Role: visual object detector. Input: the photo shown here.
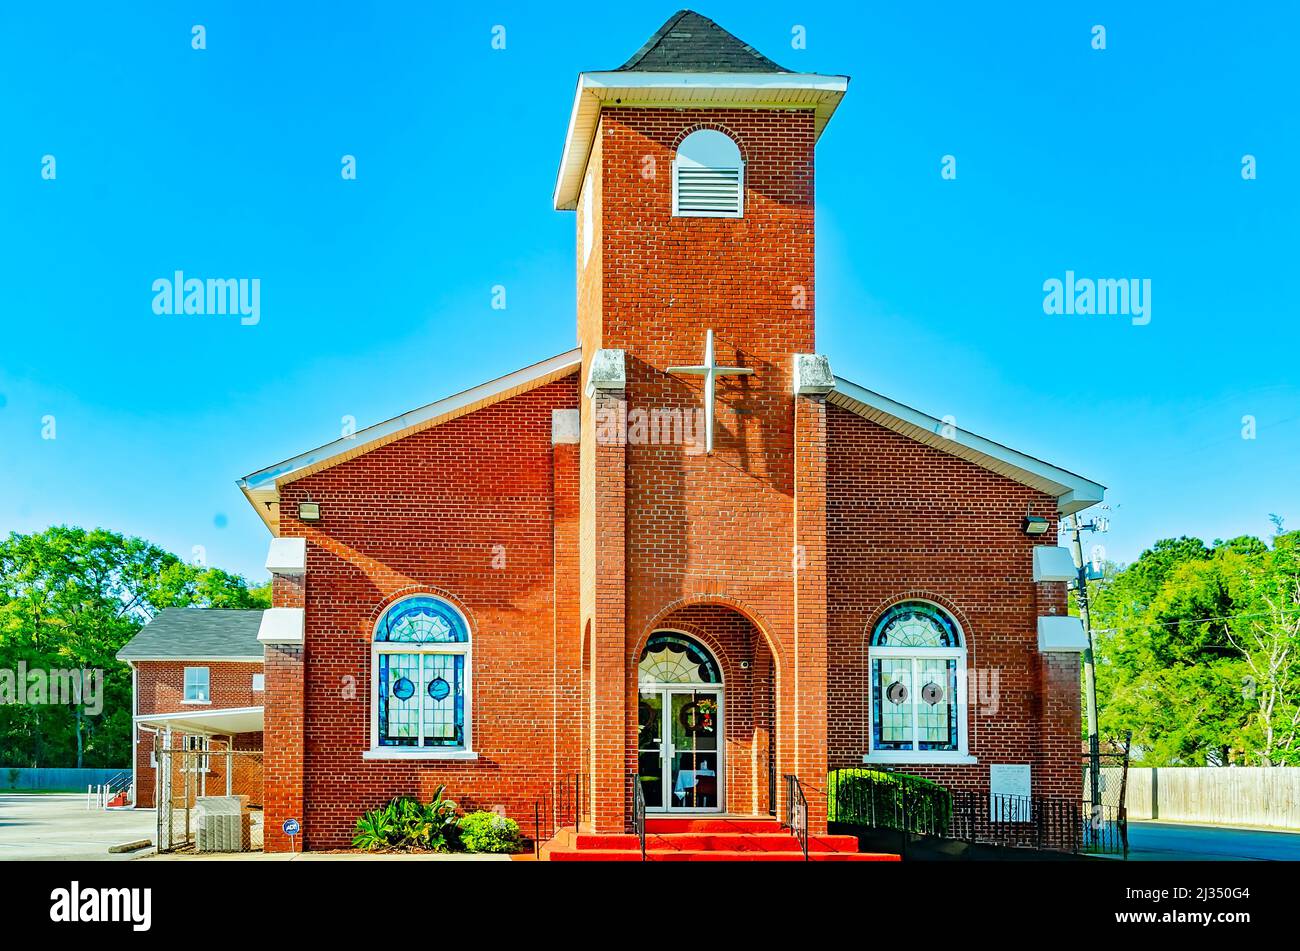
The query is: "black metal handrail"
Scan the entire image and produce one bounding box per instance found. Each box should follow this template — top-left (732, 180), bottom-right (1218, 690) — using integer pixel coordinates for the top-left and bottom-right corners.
top-left (631, 771), bottom-right (647, 862)
top-left (531, 773), bottom-right (583, 858)
top-left (783, 774), bottom-right (809, 861)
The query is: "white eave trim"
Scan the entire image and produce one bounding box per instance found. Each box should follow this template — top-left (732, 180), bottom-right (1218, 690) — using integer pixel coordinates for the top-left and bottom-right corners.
top-left (554, 70), bottom-right (850, 210)
top-left (237, 348), bottom-right (582, 504)
top-left (829, 376), bottom-right (1105, 514)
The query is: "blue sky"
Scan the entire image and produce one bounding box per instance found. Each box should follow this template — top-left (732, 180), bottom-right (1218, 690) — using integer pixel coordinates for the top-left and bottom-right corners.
top-left (0, 2), bottom-right (1295, 580)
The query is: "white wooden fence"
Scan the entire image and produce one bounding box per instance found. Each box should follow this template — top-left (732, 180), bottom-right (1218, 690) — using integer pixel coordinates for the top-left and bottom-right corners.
top-left (1107, 767), bottom-right (1300, 830)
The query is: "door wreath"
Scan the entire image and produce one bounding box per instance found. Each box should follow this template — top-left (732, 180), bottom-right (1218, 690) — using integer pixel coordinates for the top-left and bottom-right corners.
top-left (678, 698), bottom-right (717, 734)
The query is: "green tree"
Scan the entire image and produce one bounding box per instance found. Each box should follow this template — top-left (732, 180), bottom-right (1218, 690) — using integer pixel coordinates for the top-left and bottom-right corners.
top-left (1090, 531), bottom-right (1300, 766)
top-left (0, 526), bottom-right (269, 768)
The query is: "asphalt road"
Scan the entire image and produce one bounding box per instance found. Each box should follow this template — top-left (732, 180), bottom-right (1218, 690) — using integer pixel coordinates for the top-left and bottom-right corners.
top-left (1127, 821), bottom-right (1300, 861)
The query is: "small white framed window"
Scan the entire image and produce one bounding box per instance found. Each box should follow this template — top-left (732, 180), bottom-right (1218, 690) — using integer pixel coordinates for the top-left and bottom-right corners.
top-left (183, 667), bottom-right (210, 703)
top-left (252, 673), bottom-right (265, 692)
top-left (672, 129), bottom-right (744, 218)
top-left (865, 601), bottom-right (974, 765)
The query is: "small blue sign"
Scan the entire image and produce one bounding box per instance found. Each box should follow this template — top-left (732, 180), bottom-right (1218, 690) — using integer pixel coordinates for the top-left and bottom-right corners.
top-left (282, 818), bottom-right (301, 836)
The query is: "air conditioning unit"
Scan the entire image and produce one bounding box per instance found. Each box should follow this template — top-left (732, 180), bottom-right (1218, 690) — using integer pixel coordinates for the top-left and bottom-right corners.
top-left (195, 796), bottom-right (251, 852)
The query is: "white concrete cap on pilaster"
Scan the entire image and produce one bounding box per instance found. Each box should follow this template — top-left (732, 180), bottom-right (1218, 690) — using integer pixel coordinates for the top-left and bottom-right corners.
top-left (585, 349), bottom-right (626, 398)
top-left (1032, 546), bottom-right (1077, 582)
top-left (257, 608), bottom-right (305, 645)
top-left (793, 353), bottom-right (834, 395)
top-left (265, 537), bottom-right (307, 576)
top-left (1037, 616), bottom-right (1088, 653)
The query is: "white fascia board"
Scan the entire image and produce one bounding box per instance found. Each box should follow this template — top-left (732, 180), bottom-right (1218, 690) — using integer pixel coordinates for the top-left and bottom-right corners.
top-left (257, 608), bottom-right (304, 646)
top-left (1033, 546), bottom-right (1078, 583)
top-left (554, 71), bottom-right (850, 210)
top-left (830, 376), bottom-right (1106, 514)
top-left (265, 537), bottom-right (306, 575)
top-left (1037, 616), bottom-right (1089, 653)
top-left (237, 348), bottom-right (582, 494)
top-left (581, 70), bottom-right (851, 93)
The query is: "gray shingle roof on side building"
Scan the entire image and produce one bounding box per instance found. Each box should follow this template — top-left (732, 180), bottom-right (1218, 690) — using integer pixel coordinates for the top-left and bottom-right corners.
top-left (116, 608), bottom-right (264, 661)
top-left (617, 10), bottom-right (789, 73)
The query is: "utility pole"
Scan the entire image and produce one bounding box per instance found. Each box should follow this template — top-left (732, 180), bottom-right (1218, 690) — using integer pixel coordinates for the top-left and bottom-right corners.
top-left (1069, 513), bottom-right (1102, 814)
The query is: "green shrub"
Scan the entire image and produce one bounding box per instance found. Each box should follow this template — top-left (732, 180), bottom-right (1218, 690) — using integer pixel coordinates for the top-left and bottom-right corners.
top-left (351, 785), bottom-right (461, 852)
top-left (457, 811), bottom-right (522, 853)
top-left (827, 768), bottom-right (952, 835)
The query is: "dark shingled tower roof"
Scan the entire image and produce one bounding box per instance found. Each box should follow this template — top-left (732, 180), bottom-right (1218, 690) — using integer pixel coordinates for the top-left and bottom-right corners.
top-left (617, 10), bottom-right (789, 73)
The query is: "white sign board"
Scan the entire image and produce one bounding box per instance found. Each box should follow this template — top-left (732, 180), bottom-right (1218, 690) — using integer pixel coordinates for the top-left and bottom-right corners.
top-left (989, 764), bottom-right (1031, 821)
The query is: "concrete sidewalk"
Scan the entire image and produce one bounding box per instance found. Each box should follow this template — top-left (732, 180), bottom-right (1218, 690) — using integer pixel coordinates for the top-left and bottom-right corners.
top-left (0, 793), bottom-right (156, 861)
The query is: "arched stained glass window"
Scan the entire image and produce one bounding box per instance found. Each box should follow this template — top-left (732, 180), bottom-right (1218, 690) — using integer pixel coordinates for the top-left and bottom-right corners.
top-left (372, 596), bottom-right (470, 752)
top-left (638, 633), bottom-right (721, 685)
top-left (868, 601), bottom-right (967, 760)
top-left (871, 602), bottom-right (961, 648)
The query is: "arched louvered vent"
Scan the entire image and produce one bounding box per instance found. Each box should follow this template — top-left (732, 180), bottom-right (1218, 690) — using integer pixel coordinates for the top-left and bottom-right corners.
top-left (673, 130), bottom-right (744, 218)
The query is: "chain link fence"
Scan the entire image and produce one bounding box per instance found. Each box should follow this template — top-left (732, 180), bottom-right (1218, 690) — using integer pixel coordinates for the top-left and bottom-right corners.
top-left (156, 738), bottom-right (263, 853)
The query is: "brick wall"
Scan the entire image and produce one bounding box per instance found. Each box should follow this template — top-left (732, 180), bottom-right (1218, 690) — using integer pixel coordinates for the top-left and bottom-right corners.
top-left (826, 404), bottom-right (1079, 800)
top-left (270, 375), bottom-right (580, 849)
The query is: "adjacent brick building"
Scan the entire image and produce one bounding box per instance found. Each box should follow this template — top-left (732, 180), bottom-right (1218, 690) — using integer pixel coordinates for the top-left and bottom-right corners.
top-left (134, 11), bottom-right (1104, 852)
top-left (117, 609), bottom-right (265, 809)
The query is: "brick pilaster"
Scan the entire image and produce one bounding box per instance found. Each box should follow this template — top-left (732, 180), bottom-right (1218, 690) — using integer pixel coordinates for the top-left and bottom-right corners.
top-left (793, 393), bottom-right (829, 833)
top-left (589, 391), bottom-right (627, 832)
top-left (263, 571), bottom-right (305, 852)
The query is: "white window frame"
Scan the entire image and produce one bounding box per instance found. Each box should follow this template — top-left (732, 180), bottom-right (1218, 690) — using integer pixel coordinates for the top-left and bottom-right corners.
top-left (864, 604), bottom-right (975, 765)
top-left (364, 599), bottom-right (476, 761)
top-left (672, 129), bottom-right (745, 219)
top-left (183, 666), bottom-right (210, 704)
top-left (252, 673), bottom-right (265, 692)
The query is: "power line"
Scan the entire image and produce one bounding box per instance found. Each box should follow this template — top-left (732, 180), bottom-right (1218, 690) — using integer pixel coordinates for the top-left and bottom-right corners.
top-left (1092, 608), bottom-right (1300, 635)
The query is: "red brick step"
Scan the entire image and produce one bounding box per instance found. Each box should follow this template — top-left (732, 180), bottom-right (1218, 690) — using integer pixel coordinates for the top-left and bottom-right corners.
top-left (546, 815), bottom-right (899, 862)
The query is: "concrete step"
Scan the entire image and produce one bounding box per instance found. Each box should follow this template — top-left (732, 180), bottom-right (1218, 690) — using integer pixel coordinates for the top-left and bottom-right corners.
top-left (644, 817), bottom-right (782, 834)
top-left (550, 848), bottom-right (900, 862)
top-left (575, 832), bottom-right (863, 853)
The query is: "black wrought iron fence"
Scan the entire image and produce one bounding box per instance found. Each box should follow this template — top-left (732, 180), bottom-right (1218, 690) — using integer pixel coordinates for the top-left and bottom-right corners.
top-left (827, 768), bottom-right (1126, 857)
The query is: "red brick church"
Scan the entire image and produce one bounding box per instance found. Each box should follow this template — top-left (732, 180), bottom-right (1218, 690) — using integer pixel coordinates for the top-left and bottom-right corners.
top-left (135, 11), bottom-right (1104, 854)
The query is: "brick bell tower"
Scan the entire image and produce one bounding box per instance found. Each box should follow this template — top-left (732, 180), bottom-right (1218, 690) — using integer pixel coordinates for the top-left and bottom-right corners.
top-left (554, 10), bottom-right (849, 833)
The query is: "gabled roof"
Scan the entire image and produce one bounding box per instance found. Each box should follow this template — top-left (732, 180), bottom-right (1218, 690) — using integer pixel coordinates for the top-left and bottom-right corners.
top-left (553, 11), bottom-right (849, 209)
top-left (116, 609), bottom-right (264, 662)
top-left (829, 376), bottom-right (1105, 515)
top-left (238, 348), bottom-right (582, 534)
top-left (618, 10), bottom-right (789, 73)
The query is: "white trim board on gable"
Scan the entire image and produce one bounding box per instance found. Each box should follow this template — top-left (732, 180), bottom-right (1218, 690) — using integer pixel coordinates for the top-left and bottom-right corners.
top-left (829, 377), bottom-right (1105, 515)
top-left (238, 348), bottom-right (582, 534)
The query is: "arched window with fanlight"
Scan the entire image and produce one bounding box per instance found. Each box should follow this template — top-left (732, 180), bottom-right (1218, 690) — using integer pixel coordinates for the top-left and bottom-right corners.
top-left (866, 601), bottom-right (970, 763)
top-left (672, 129), bottom-right (745, 218)
top-left (369, 595), bottom-right (472, 757)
